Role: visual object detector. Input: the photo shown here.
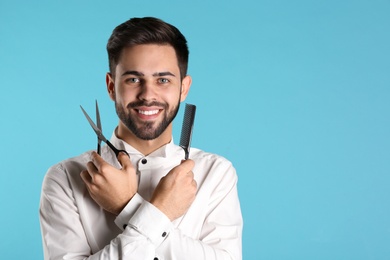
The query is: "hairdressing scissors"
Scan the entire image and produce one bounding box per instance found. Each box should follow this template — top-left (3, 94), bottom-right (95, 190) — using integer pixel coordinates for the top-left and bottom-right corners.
top-left (80, 100), bottom-right (128, 157)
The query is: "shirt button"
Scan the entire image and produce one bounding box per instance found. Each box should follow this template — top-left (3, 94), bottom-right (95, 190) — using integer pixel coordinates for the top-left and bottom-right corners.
top-left (141, 158), bottom-right (147, 164)
top-left (154, 258), bottom-right (158, 260)
top-left (123, 224), bottom-right (127, 229)
top-left (162, 232), bottom-right (167, 237)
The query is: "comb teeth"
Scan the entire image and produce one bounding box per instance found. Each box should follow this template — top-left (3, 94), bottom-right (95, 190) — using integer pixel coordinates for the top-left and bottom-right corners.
top-left (180, 104), bottom-right (196, 159)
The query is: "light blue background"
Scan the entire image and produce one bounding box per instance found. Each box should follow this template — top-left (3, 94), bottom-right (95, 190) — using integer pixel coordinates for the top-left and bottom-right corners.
top-left (1, 0), bottom-right (389, 259)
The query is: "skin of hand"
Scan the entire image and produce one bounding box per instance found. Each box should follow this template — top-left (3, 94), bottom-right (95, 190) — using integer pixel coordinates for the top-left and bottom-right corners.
top-left (80, 151), bottom-right (138, 215)
top-left (150, 159), bottom-right (197, 221)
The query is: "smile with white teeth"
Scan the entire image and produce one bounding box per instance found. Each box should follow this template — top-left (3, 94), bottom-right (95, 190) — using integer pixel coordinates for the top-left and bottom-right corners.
top-left (138, 109), bottom-right (159, 115)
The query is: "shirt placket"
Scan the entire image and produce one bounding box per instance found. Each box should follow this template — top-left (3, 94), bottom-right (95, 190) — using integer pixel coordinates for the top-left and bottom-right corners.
top-left (137, 156), bottom-right (154, 201)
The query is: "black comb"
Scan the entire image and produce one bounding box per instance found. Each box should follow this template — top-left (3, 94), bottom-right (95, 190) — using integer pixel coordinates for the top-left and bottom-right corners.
top-left (179, 104), bottom-right (196, 160)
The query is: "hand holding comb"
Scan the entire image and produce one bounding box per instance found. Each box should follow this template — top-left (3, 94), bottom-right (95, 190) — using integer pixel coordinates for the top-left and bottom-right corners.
top-left (179, 104), bottom-right (196, 160)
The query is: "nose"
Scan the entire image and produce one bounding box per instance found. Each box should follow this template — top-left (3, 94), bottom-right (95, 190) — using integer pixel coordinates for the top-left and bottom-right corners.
top-left (137, 81), bottom-right (157, 102)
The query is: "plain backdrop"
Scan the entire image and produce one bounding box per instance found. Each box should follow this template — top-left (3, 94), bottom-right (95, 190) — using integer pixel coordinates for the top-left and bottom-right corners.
top-left (1, 0), bottom-right (389, 259)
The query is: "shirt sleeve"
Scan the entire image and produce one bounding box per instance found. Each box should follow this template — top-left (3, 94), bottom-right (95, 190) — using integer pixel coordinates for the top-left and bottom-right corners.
top-left (40, 164), bottom-right (92, 259)
top-left (114, 193), bottom-right (144, 229)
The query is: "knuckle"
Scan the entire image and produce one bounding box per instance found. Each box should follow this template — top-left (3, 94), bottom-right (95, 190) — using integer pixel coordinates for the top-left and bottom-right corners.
top-left (185, 159), bottom-right (195, 169)
top-left (100, 163), bottom-right (110, 173)
top-left (93, 174), bottom-right (104, 185)
top-left (89, 183), bottom-right (99, 194)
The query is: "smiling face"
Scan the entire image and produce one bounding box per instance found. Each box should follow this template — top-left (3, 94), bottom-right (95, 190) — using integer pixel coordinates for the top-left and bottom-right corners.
top-left (107, 44), bottom-right (191, 145)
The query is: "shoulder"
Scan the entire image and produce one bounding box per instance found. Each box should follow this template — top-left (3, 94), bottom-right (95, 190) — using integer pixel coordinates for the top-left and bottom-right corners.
top-left (190, 147), bottom-right (234, 167)
top-left (46, 151), bottom-right (92, 177)
top-left (42, 151), bottom-right (93, 192)
top-left (189, 147), bottom-right (237, 182)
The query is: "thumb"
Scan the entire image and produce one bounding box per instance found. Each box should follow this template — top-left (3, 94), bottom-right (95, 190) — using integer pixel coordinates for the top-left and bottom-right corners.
top-left (117, 152), bottom-right (133, 171)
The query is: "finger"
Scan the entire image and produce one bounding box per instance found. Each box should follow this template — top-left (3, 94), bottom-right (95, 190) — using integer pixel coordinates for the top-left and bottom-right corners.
top-left (117, 152), bottom-right (134, 171)
top-left (80, 170), bottom-right (92, 185)
top-left (80, 170), bottom-right (98, 195)
top-left (85, 161), bottom-right (100, 183)
top-left (187, 170), bottom-right (194, 178)
top-left (90, 151), bottom-right (106, 172)
top-left (192, 179), bottom-right (198, 189)
top-left (178, 159), bottom-right (195, 173)
top-left (185, 171), bottom-right (195, 186)
top-left (86, 161), bottom-right (98, 174)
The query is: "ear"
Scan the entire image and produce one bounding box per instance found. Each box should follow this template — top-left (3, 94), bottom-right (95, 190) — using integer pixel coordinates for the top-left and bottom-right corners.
top-left (180, 75), bottom-right (192, 102)
top-left (106, 73), bottom-right (115, 101)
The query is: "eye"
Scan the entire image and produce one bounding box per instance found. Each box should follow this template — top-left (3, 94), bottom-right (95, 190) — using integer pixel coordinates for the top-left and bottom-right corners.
top-left (125, 77), bottom-right (140, 84)
top-left (158, 78), bottom-right (170, 84)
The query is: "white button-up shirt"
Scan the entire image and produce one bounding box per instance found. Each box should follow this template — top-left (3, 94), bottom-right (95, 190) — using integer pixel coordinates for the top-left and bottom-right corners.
top-left (40, 133), bottom-right (242, 259)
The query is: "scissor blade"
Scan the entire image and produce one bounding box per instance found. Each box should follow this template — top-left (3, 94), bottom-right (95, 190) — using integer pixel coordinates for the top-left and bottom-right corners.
top-left (80, 105), bottom-right (108, 143)
top-left (95, 100), bottom-right (102, 155)
top-left (96, 100), bottom-right (102, 132)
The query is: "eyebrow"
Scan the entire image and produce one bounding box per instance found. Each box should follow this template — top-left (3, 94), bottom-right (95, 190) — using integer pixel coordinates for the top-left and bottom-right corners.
top-left (121, 71), bottom-right (176, 77)
top-left (153, 72), bottom-right (176, 77)
top-left (121, 71), bottom-right (144, 77)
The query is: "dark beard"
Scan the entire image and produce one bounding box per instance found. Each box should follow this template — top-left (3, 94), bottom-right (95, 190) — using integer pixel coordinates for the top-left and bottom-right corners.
top-left (116, 99), bottom-right (181, 140)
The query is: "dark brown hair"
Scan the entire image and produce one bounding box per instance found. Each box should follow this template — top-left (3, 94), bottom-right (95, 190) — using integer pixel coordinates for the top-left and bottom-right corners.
top-left (107, 17), bottom-right (189, 79)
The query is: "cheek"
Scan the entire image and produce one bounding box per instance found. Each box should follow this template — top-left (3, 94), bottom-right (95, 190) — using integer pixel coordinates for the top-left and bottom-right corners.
top-left (162, 89), bottom-right (181, 105)
top-left (116, 85), bottom-right (135, 102)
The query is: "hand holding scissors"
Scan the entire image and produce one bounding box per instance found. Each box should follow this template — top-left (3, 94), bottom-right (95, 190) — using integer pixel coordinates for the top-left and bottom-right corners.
top-left (80, 101), bottom-right (136, 215)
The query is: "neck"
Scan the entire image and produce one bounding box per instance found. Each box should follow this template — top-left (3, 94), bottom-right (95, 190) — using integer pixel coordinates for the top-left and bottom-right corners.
top-left (116, 122), bottom-right (172, 156)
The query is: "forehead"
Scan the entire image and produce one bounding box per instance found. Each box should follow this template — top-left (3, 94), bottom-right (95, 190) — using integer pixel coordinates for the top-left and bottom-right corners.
top-left (116, 44), bottom-right (179, 72)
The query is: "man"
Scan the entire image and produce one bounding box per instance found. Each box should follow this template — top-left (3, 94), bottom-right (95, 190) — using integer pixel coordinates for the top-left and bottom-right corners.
top-left (40, 17), bottom-right (242, 259)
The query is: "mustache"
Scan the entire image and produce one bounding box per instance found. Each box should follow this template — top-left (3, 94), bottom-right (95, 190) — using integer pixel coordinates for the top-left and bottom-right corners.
top-left (127, 100), bottom-right (168, 109)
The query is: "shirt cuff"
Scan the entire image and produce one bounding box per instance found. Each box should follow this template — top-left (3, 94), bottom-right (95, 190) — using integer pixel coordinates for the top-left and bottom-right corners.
top-left (126, 201), bottom-right (173, 247)
top-left (115, 193), bottom-right (144, 230)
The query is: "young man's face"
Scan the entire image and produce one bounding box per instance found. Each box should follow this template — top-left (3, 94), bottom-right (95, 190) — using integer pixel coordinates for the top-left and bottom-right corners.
top-left (107, 44), bottom-right (191, 140)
